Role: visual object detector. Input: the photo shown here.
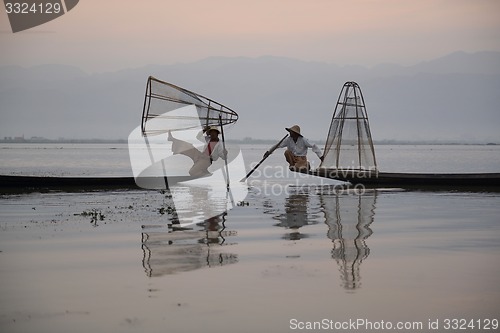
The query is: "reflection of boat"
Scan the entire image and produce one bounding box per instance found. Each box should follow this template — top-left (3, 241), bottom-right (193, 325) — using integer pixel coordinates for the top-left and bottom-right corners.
top-left (141, 215), bottom-right (238, 277)
top-left (321, 189), bottom-right (376, 291)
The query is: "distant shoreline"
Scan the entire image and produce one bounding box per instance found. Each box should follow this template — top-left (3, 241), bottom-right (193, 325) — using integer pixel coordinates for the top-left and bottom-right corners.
top-left (0, 138), bottom-right (128, 144)
top-left (0, 137), bottom-right (497, 146)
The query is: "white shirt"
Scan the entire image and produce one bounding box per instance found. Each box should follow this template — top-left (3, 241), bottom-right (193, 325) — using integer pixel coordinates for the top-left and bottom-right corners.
top-left (197, 130), bottom-right (226, 161)
top-left (275, 136), bottom-right (322, 158)
top-left (204, 140), bottom-right (226, 161)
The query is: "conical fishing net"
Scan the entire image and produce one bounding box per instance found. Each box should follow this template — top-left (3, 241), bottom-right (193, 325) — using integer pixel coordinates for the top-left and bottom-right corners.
top-left (141, 76), bottom-right (238, 136)
top-left (320, 82), bottom-right (377, 171)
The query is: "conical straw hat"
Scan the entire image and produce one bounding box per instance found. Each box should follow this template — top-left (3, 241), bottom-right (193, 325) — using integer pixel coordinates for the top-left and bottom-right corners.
top-left (206, 126), bottom-right (220, 134)
top-left (285, 125), bottom-right (302, 137)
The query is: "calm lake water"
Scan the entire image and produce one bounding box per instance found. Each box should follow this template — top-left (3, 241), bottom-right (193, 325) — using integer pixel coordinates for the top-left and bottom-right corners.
top-left (1, 143), bottom-right (499, 332)
top-left (1, 143), bottom-right (500, 176)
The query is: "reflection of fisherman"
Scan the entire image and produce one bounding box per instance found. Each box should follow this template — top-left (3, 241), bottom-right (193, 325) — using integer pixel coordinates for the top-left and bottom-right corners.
top-left (264, 125), bottom-right (323, 171)
top-left (168, 126), bottom-right (227, 177)
top-left (274, 193), bottom-right (310, 240)
top-left (275, 194), bottom-right (309, 229)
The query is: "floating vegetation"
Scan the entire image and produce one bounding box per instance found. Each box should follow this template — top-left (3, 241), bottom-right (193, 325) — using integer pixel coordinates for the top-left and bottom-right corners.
top-left (157, 189), bottom-right (176, 217)
top-left (75, 209), bottom-right (105, 226)
top-left (157, 206), bottom-right (174, 215)
top-left (158, 189), bottom-right (172, 199)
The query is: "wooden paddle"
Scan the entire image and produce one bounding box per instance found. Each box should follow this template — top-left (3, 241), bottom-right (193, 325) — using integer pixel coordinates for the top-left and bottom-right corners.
top-left (240, 134), bottom-right (288, 182)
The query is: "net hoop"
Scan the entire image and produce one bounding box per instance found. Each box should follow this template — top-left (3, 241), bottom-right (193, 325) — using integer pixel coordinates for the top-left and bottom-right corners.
top-left (141, 76), bottom-right (239, 136)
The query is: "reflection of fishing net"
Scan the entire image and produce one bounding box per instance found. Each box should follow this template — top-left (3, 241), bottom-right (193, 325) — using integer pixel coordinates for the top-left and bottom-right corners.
top-left (326, 194), bottom-right (375, 247)
top-left (141, 214), bottom-right (238, 277)
top-left (323, 192), bottom-right (376, 290)
top-left (320, 82), bottom-right (377, 171)
top-left (141, 76), bottom-right (238, 136)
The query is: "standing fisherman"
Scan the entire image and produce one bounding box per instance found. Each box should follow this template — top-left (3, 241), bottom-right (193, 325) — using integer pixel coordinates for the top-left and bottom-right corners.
top-left (168, 126), bottom-right (227, 177)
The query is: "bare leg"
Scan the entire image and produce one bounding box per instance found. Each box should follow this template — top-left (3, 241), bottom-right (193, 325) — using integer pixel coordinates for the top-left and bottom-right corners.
top-left (284, 150), bottom-right (295, 167)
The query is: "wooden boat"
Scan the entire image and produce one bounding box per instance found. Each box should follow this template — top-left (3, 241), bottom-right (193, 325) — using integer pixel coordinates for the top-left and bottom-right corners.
top-left (308, 82), bottom-right (500, 189)
top-left (302, 169), bottom-right (500, 188)
top-left (0, 174), bottom-right (197, 192)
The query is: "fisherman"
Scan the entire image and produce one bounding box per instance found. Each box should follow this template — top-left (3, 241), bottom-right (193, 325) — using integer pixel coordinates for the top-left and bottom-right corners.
top-left (263, 125), bottom-right (323, 171)
top-left (168, 126), bottom-right (227, 177)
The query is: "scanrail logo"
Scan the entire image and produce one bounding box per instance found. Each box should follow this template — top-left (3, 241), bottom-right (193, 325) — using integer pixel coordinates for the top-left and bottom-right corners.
top-left (127, 105), bottom-right (248, 228)
top-left (132, 76), bottom-right (247, 228)
top-left (3, 0), bottom-right (79, 32)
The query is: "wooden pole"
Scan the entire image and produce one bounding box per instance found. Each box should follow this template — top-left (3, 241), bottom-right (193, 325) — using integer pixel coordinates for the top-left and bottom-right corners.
top-left (219, 115), bottom-right (230, 190)
top-left (240, 134), bottom-right (288, 182)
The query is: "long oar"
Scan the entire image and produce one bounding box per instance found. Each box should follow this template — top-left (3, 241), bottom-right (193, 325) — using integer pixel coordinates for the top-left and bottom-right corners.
top-left (240, 134), bottom-right (288, 182)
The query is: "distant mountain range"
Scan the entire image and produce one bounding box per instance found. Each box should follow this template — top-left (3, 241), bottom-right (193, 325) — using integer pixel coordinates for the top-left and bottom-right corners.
top-left (1, 51), bottom-right (499, 143)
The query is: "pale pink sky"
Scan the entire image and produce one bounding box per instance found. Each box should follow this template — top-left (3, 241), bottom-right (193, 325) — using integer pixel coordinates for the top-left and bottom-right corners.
top-left (1, 0), bottom-right (499, 72)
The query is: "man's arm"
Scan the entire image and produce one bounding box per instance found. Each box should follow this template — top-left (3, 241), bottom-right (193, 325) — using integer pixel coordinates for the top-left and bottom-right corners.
top-left (304, 138), bottom-right (324, 160)
top-left (264, 136), bottom-right (289, 158)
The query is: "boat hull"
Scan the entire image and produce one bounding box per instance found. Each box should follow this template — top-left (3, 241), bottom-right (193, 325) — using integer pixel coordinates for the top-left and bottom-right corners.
top-left (305, 169), bottom-right (500, 188)
top-left (0, 175), bottom-right (196, 192)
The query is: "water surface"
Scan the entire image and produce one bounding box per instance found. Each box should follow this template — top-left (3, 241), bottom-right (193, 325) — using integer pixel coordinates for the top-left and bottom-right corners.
top-left (1, 144), bottom-right (499, 332)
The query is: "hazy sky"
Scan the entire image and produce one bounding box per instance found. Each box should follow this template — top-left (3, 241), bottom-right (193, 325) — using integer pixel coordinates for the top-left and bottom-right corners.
top-left (1, 0), bottom-right (500, 72)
